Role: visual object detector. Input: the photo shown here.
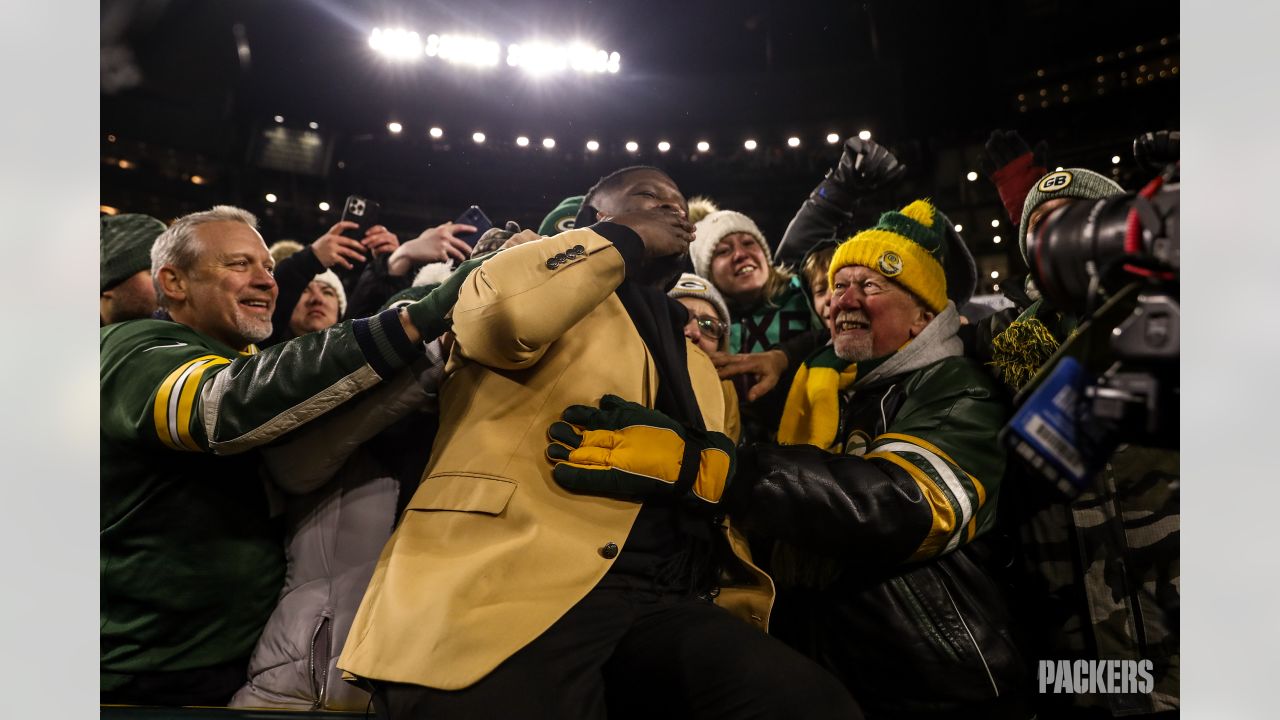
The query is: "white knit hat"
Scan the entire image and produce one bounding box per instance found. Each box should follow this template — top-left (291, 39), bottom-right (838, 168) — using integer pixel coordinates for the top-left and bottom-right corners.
top-left (690, 210), bottom-right (772, 280)
top-left (311, 269), bottom-right (347, 317)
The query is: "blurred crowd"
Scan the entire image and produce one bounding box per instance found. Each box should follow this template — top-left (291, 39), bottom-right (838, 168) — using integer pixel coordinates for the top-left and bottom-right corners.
top-left (100, 130), bottom-right (1179, 719)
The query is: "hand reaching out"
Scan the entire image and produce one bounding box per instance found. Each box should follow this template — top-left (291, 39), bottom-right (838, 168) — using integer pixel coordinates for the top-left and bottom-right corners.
top-left (388, 221), bottom-right (478, 277)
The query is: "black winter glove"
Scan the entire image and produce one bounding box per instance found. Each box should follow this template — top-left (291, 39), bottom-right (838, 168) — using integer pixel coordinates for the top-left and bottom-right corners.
top-left (979, 129), bottom-right (1049, 225)
top-left (811, 138), bottom-right (906, 211)
top-left (1133, 130), bottom-right (1179, 172)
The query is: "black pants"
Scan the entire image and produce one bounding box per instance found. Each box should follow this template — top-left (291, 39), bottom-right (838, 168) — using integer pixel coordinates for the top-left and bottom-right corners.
top-left (370, 586), bottom-right (861, 719)
top-left (100, 657), bottom-right (247, 707)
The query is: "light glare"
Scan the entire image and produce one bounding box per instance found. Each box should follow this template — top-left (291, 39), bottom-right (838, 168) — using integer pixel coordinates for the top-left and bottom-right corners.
top-left (826, 133), bottom-right (840, 144)
top-left (858, 130), bottom-right (872, 141)
top-left (697, 141), bottom-right (710, 152)
top-left (429, 127), bottom-right (443, 138)
top-left (424, 33), bottom-right (500, 67)
top-left (472, 132), bottom-right (486, 144)
top-left (657, 141), bottom-right (671, 153)
top-left (542, 137), bottom-right (556, 149)
top-left (388, 122), bottom-right (403, 134)
top-left (516, 136), bottom-right (530, 147)
top-left (586, 140), bottom-right (600, 152)
top-left (369, 28), bottom-right (424, 61)
top-left (319, 201), bottom-right (330, 211)
top-left (966, 171), bottom-right (978, 182)
top-left (625, 141), bottom-right (638, 152)
top-left (991, 219), bottom-right (1000, 228)
top-left (265, 193), bottom-right (278, 203)
top-left (787, 136), bottom-right (800, 148)
top-left (744, 139), bottom-right (758, 151)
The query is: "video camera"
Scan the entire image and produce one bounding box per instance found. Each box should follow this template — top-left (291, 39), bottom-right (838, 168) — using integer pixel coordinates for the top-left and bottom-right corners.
top-left (1003, 152), bottom-right (1179, 497)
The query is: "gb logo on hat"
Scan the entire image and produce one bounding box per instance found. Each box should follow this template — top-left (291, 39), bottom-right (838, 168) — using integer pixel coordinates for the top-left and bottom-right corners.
top-left (1037, 171), bottom-right (1074, 193)
top-left (877, 251), bottom-right (904, 277)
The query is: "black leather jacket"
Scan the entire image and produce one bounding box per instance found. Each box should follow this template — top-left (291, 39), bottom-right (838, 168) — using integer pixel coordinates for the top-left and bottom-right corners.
top-left (733, 357), bottom-right (1030, 717)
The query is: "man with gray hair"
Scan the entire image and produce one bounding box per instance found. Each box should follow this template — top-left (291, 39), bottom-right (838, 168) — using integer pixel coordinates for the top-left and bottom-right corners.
top-left (101, 205), bottom-right (483, 706)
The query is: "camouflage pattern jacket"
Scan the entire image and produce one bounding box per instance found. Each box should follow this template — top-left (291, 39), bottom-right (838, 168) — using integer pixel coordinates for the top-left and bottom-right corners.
top-left (1009, 445), bottom-right (1179, 716)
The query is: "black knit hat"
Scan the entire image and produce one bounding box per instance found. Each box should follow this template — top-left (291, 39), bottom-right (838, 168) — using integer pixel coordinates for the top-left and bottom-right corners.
top-left (101, 213), bottom-right (166, 292)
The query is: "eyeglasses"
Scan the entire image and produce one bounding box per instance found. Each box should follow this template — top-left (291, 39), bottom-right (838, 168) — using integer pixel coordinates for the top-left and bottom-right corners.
top-left (689, 315), bottom-right (727, 340)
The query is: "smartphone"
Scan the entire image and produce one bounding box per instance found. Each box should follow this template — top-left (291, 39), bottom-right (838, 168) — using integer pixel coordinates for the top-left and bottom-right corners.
top-left (453, 205), bottom-right (494, 248)
top-left (340, 195), bottom-right (381, 241)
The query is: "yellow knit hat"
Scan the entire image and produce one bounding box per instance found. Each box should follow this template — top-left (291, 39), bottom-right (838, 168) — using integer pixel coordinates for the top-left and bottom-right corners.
top-left (827, 199), bottom-right (949, 312)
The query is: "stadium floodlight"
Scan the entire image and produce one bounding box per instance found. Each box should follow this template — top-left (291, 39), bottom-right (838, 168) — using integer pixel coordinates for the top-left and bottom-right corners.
top-left (388, 122), bottom-right (403, 134)
top-left (586, 140), bottom-right (600, 152)
top-left (472, 132), bottom-right (486, 144)
top-left (625, 141), bottom-right (639, 153)
top-left (991, 219), bottom-right (1000, 228)
top-left (787, 136), bottom-right (800, 148)
top-left (429, 127), bottom-right (443, 139)
top-left (426, 33), bottom-right (500, 67)
top-left (697, 141), bottom-right (710, 152)
top-left (744, 139), bottom-right (758, 151)
top-left (308, 121), bottom-right (319, 130)
top-left (265, 193), bottom-right (278, 203)
top-left (993, 235), bottom-right (1002, 244)
top-left (319, 201), bottom-right (330, 211)
top-left (657, 141), bottom-right (671, 153)
top-left (826, 133), bottom-right (840, 144)
top-left (966, 171), bottom-right (978, 181)
top-left (542, 137), bottom-right (556, 149)
top-left (516, 136), bottom-right (530, 147)
top-left (858, 129), bottom-right (872, 141)
top-left (954, 224), bottom-right (964, 232)
top-left (273, 115), bottom-right (284, 123)
top-left (507, 42), bottom-right (622, 75)
top-left (369, 28), bottom-right (424, 61)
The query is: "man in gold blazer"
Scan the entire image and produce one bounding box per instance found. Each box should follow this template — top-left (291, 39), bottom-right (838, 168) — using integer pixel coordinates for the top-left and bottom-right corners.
top-left (339, 167), bottom-right (859, 718)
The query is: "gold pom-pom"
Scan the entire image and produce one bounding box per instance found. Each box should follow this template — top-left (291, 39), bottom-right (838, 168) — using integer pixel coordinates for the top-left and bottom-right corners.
top-left (687, 196), bottom-right (719, 225)
top-left (899, 199), bottom-right (936, 227)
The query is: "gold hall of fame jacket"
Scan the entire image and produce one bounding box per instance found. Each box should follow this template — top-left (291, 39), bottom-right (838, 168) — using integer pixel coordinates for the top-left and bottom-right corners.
top-left (339, 227), bottom-right (774, 690)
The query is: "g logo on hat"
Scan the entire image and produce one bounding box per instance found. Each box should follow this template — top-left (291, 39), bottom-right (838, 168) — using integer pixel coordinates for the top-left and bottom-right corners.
top-left (876, 251), bottom-right (903, 277)
top-left (676, 277), bottom-right (708, 293)
top-left (554, 216), bottom-right (576, 233)
top-left (1037, 171), bottom-right (1074, 193)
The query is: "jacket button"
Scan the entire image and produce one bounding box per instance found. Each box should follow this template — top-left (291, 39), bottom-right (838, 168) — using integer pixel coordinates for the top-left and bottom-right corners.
top-left (545, 257), bottom-right (560, 270)
top-left (567, 244), bottom-right (585, 257)
top-left (599, 542), bottom-right (619, 559)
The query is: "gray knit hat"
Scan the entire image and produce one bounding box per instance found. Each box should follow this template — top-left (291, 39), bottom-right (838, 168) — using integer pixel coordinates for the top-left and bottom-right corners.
top-left (101, 213), bottom-right (166, 292)
top-left (1018, 169), bottom-right (1124, 263)
top-left (690, 210), bottom-right (771, 281)
top-left (668, 273), bottom-right (732, 352)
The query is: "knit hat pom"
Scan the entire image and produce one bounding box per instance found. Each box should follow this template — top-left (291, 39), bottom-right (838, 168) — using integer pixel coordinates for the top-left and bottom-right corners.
top-left (899, 199), bottom-right (936, 227)
top-left (687, 196), bottom-right (720, 225)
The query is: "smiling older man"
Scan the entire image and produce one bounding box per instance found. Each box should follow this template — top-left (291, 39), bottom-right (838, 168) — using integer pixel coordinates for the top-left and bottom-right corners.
top-left (100, 205), bottom-right (476, 706)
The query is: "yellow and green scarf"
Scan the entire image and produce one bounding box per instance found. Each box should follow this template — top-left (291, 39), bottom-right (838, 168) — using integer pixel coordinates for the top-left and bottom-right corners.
top-left (776, 346), bottom-right (858, 451)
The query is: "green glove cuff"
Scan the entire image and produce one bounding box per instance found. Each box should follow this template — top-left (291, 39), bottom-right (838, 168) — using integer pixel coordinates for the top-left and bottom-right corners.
top-left (404, 255), bottom-right (486, 340)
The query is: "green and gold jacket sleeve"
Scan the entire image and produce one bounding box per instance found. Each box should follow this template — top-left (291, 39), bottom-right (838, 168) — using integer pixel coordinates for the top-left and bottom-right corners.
top-left (101, 310), bottom-right (424, 455)
top-left (863, 357), bottom-right (1007, 561)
